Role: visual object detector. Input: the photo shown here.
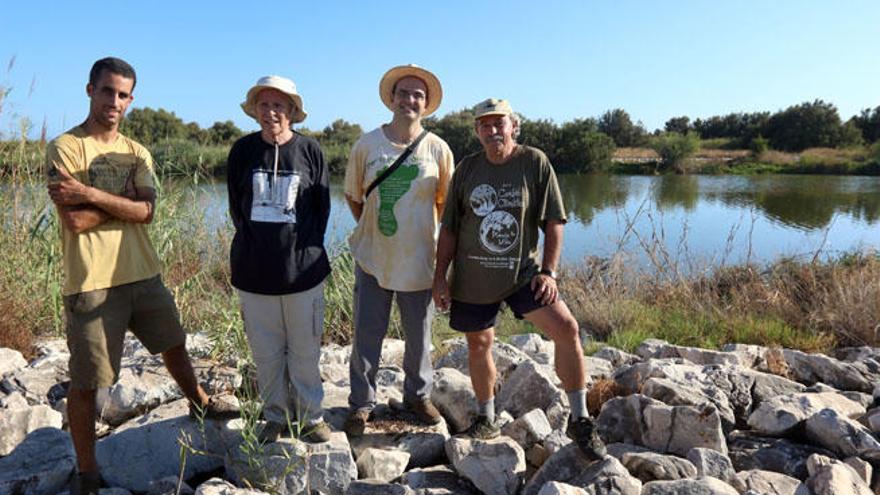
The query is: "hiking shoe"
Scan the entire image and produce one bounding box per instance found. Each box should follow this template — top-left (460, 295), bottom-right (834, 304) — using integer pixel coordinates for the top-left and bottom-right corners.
top-left (567, 416), bottom-right (607, 461)
top-left (72, 471), bottom-right (103, 495)
top-left (466, 415), bottom-right (500, 440)
top-left (189, 394), bottom-right (241, 420)
top-left (301, 421), bottom-right (332, 443)
top-left (404, 397), bottom-right (442, 425)
top-left (258, 421), bottom-right (287, 444)
top-left (344, 408), bottom-right (370, 437)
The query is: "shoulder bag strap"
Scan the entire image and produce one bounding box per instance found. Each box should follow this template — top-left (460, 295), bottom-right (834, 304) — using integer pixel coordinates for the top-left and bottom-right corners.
top-left (364, 129), bottom-right (429, 199)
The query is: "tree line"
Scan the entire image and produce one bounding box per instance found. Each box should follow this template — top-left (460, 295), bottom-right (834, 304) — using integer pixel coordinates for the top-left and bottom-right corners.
top-left (118, 101), bottom-right (880, 176)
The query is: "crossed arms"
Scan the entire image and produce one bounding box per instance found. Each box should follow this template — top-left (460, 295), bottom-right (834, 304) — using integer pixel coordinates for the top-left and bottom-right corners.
top-left (48, 167), bottom-right (155, 234)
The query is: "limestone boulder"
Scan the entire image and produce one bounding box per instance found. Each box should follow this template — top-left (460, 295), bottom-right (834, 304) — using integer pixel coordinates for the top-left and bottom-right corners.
top-left (509, 333), bottom-right (555, 365)
top-left (501, 408), bottom-right (553, 451)
top-left (0, 427), bottom-right (76, 495)
top-left (640, 477), bottom-right (739, 495)
top-left (445, 436), bottom-right (526, 495)
top-left (782, 348), bottom-right (880, 393)
top-left (591, 346), bottom-right (638, 368)
top-left (0, 403), bottom-right (63, 455)
top-left (355, 448), bottom-right (410, 482)
top-left (726, 432), bottom-right (836, 481)
top-left (803, 454), bottom-right (873, 495)
top-left (620, 451), bottom-right (697, 483)
top-left (97, 399), bottom-right (241, 493)
top-left (398, 464), bottom-right (480, 494)
top-left (523, 449), bottom-right (640, 495)
top-left (804, 407), bottom-right (880, 457)
top-left (227, 431), bottom-right (357, 495)
top-left (536, 482), bottom-right (587, 495)
top-left (686, 448), bottom-right (743, 491)
top-left (431, 367), bottom-right (478, 434)
top-left (0, 347), bottom-right (27, 378)
top-left (435, 338), bottom-right (530, 384)
top-left (736, 469), bottom-right (803, 495)
top-left (641, 402), bottom-right (727, 456)
top-left (346, 479), bottom-right (413, 495)
top-left (348, 403), bottom-right (450, 469)
top-left (747, 391), bottom-right (865, 435)
top-left (193, 478), bottom-right (267, 494)
top-left (497, 360), bottom-right (568, 429)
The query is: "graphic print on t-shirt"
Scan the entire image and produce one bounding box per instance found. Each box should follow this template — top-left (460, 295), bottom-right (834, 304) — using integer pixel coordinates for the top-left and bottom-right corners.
top-left (86, 155), bottom-right (139, 194)
top-left (469, 182), bottom-right (521, 255)
top-left (250, 169), bottom-right (300, 223)
top-left (375, 160), bottom-right (419, 236)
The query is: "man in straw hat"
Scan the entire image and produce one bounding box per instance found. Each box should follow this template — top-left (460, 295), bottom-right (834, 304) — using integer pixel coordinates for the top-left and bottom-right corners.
top-left (227, 75), bottom-right (332, 443)
top-left (343, 65), bottom-right (454, 435)
top-left (432, 98), bottom-right (607, 460)
top-left (46, 57), bottom-right (239, 495)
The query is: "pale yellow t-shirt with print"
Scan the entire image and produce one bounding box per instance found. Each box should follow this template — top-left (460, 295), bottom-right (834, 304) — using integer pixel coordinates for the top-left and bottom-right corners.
top-left (344, 128), bottom-right (453, 291)
top-left (46, 126), bottom-right (162, 296)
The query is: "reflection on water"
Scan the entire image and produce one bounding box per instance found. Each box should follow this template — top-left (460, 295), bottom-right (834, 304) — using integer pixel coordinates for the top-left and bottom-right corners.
top-left (10, 174), bottom-right (880, 269)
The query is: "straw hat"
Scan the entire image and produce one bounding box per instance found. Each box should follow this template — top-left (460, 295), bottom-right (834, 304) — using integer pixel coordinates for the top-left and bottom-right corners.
top-left (241, 75), bottom-right (307, 123)
top-left (379, 64), bottom-right (442, 116)
top-left (473, 98), bottom-right (514, 120)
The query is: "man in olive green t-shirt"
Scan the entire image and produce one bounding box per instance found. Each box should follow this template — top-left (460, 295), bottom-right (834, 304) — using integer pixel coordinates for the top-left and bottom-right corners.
top-left (46, 57), bottom-right (237, 495)
top-left (433, 98), bottom-right (606, 461)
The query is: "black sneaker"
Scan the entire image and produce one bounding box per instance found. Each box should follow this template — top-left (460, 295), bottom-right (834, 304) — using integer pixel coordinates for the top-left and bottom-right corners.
top-left (567, 416), bottom-right (607, 461)
top-left (72, 471), bottom-right (103, 495)
top-left (466, 415), bottom-right (500, 440)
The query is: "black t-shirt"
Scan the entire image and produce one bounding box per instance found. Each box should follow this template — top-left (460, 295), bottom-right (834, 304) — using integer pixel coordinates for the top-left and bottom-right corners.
top-left (227, 132), bottom-right (331, 294)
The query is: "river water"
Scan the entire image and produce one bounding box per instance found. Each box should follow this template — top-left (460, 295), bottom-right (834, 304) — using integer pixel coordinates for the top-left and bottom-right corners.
top-left (183, 174), bottom-right (880, 270)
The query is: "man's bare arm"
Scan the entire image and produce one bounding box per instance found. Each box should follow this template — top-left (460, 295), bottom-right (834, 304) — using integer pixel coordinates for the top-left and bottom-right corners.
top-left (432, 225), bottom-right (457, 311)
top-left (48, 167), bottom-right (155, 224)
top-left (55, 205), bottom-right (112, 234)
top-left (345, 195), bottom-right (363, 221)
top-left (531, 219), bottom-right (565, 305)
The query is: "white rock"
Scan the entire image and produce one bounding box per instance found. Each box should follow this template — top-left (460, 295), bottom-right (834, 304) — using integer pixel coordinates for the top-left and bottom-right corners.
top-left (641, 476), bottom-right (739, 495)
top-left (0, 427), bottom-right (76, 495)
top-left (0, 391), bottom-right (30, 409)
top-left (194, 477), bottom-right (267, 494)
top-left (431, 367), bottom-right (478, 433)
top-left (97, 399), bottom-right (241, 493)
top-left (496, 360), bottom-right (567, 428)
top-left (641, 402), bottom-right (727, 455)
top-left (782, 349), bottom-right (879, 393)
top-left (347, 404), bottom-right (450, 469)
top-left (523, 450), bottom-right (641, 495)
top-left (621, 451), bottom-right (697, 483)
top-left (843, 456), bottom-right (872, 484)
top-left (0, 404), bottom-right (63, 455)
top-left (435, 338), bottom-right (530, 383)
top-left (96, 366), bottom-right (183, 426)
top-left (145, 476), bottom-right (194, 495)
top-left (228, 431), bottom-right (357, 495)
top-left (537, 481), bottom-right (588, 495)
top-left (686, 448), bottom-right (743, 491)
top-left (0, 347), bottom-right (27, 378)
top-left (445, 436), bottom-right (526, 495)
top-left (399, 464), bottom-right (480, 494)
top-left (346, 479), bottom-right (413, 494)
top-left (356, 448), bottom-right (410, 482)
top-left (804, 407), bottom-right (880, 457)
top-left (737, 469), bottom-right (803, 495)
top-left (747, 392), bottom-right (865, 435)
top-left (501, 408), bottom-right (552, 450)
top-left (804, 454), bottom-right (873, 495)
top-left (591, 346), bottom-right (638, 368)
top-left (380, 338), bottom-right (408, 368)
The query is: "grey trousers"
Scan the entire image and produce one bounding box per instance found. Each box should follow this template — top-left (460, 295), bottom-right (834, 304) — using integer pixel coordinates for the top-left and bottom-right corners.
top-left (238, 282), bottom-right (325, 426)
top-left (348, 264), bottom-right (434, 411)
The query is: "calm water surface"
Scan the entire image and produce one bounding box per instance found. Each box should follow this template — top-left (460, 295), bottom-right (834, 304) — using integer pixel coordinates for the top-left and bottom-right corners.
top-left (188, 174), bottom-right (880, 270)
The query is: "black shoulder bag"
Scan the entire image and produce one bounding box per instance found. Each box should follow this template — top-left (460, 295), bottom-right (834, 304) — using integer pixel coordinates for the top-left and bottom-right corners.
top-left (364, 129), bottom-right (429, 199)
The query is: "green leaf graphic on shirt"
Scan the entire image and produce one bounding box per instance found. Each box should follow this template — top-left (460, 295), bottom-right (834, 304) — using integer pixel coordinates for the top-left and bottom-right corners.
top-left (377, 163), bottom-right (419, 236)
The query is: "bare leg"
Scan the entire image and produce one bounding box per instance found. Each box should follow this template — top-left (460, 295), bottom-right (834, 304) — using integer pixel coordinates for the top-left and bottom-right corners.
top-left (161, 344), bottom-right (209, 406)
top-left (67, 388), bottom-right (98, 473)
top-left (465, 327), bottom-right (497, 402)
top-left (525, 301), bottom-right (586, 392)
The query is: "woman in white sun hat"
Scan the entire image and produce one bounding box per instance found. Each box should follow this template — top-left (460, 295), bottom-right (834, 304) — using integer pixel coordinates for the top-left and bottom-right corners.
top-left (226, 75), bottom-right (332, 443)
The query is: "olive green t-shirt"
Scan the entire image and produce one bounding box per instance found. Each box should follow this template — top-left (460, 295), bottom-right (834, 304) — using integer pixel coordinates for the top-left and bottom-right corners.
top-left (441, 145), bottom-right (566, 304)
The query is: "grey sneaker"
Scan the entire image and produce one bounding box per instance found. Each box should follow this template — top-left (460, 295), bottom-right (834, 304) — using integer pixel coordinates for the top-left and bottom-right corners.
top-left (567, 416), bottom-right (607, 461)
top-left (301, 421), bottom-right (332, 443)
top-left (404, 397), bottom-right (442, 425)
top-left (343, 408), bottom-right (370, 437)
top-left (466, 415), bottom-right (500, 440)
top-left (258, 421), bottom-right (287, 444)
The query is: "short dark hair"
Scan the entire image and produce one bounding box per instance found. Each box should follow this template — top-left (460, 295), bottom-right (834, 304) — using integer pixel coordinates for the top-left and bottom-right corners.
top-left (89, 57), bottom-right (137, 90)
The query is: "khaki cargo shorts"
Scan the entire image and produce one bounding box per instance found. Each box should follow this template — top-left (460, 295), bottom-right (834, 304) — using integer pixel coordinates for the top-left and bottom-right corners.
top-left (64, 276), bottom-right (187, 390)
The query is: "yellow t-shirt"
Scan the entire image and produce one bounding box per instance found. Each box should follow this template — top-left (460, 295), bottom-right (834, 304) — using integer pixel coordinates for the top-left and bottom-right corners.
top-left (344, 128), bottom-right (454, 291)
top-left (46, 126), bottom-right (161, 296)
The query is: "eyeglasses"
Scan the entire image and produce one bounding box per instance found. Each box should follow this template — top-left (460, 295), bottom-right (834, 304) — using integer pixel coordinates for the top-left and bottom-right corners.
top-left (394, 88), bottom-right (426, 101)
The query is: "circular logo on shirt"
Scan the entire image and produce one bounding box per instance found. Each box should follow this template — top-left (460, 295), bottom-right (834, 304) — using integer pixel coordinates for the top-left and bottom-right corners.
top-left (469, 184), bottom-right (497, 217)
top-left (479, 210), bottom-right (520, 254)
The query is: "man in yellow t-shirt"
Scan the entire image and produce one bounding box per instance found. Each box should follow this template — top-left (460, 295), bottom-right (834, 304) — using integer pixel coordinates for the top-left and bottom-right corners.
top-left (46, 57), bottom-right (237, 495)
top-left (342, 65), bottom-right (453, 435)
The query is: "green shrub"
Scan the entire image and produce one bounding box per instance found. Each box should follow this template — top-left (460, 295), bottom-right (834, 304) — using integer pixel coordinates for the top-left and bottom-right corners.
top-left (150, 139), bottom-right (229, 178)
top-left (749, 135), bottom-right (769, 156)
top-left (651, 132), bottom-right (700, 173)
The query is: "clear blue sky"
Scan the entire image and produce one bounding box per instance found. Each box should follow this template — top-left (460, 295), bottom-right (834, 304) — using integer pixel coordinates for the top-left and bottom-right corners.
top-left (1, 1), bottom-right (878, 140)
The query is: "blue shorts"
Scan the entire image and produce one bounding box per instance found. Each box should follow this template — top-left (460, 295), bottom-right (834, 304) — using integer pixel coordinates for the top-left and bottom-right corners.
top-left (449, 282), bottom-right (554, 333)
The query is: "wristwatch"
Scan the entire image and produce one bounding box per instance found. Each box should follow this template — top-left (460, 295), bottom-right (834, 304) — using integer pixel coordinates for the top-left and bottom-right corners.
top-left (539, 268), bottom-right (557, 279)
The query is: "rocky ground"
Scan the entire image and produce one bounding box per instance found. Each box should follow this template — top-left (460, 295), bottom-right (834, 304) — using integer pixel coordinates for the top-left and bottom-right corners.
top-left (3, 333), bottom-right (880, 494)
